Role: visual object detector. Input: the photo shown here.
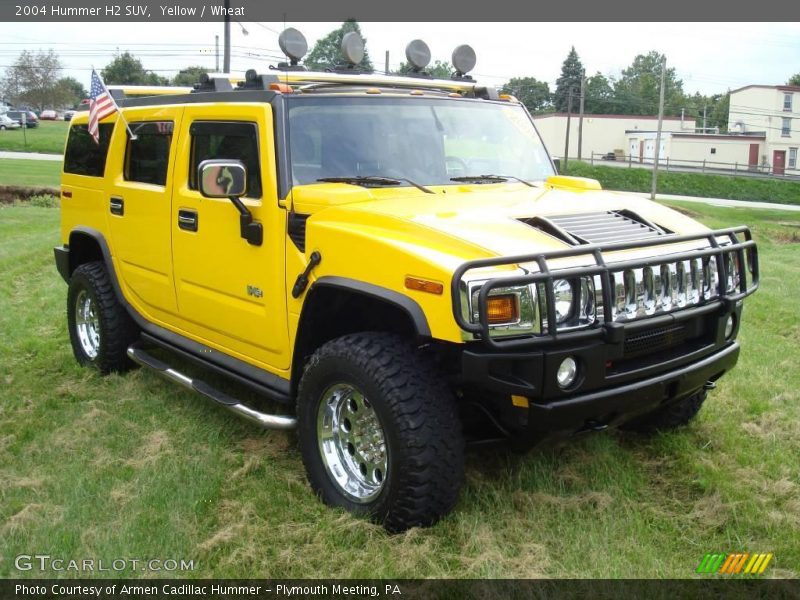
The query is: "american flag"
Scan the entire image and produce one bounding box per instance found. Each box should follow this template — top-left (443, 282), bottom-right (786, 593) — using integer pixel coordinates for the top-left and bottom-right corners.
top-left (88, 70), bottom-right (118, 144)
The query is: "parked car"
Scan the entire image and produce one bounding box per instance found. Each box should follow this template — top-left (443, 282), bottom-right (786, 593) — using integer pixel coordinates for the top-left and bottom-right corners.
top-left (39, 109), bottom-right (57, 120)
top-left (5, 110), bottom-right (38, 128)
top-left (63, 110), bottom-right (77, 121)
top-left (0, 114), bottom-right (21, 130)
top-left (55, 30), bottom-right (760, 533)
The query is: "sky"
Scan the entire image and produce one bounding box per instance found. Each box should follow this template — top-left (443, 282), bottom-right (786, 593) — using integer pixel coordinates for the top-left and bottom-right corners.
top-left (2, 21), bottom-right (799, 98)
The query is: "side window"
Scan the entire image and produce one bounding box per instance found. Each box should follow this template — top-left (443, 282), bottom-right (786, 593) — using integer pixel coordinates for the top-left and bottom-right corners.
top-left (189, 121), bottom-right (262, 198)
top-left (125, 121), bottom-right (173, 186)
top-left (64, 124), bottom-right (114, 176)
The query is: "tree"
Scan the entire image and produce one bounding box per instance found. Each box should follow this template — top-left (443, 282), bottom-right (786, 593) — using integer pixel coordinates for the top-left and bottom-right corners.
top-left (304, 20), bottom-right (374, 71)
top-left (2, 49), bottom-right (73, 110)
top-left (101, 52), bottom-right (169, 86)
top-left (58, 76), bottom-right (87, 106)
top-left (583, 72), bottom-right (615, 114)
top-left (501, 77), bottom-right (551, 113)
top-left (788, 73), bottom-right (800, 86)
top-left (173, 66), bottom-right (208, 86)
top-left (397, 60), bottom-right (453, 79)
top-left (613, 51), bottom-right (685, 116)
top-left (554, 46), bottom-right (584, 113)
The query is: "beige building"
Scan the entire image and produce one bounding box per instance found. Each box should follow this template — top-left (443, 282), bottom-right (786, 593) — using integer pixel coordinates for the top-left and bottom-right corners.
top-left (626, 131), bottom-right (765, 170)
top-left (729, 84), bottom-right (800, 175)
top-left (532, 113), bottom-right (692, 160)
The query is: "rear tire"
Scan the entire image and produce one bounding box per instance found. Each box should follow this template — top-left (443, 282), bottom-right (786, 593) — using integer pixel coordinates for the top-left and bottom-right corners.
top-left (621, 389), bottom-right (707, 434)
top-left (67, 261), bottom-right (139, 374)
top-left (297, 332), bottom-right (464, 533)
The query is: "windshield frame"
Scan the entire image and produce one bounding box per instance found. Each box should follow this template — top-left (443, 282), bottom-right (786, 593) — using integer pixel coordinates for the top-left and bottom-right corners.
top-left (277, 93), bottom-right (557, 198)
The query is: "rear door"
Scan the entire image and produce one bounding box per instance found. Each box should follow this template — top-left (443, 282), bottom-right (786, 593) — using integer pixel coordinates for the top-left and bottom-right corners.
top-left (170, 104), bottom-right (289, 372)
top-left (106, 107), bottom-right (184, 320)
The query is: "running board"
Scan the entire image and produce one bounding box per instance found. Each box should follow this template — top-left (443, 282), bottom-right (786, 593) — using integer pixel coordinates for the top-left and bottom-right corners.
top-left (126, 345), bottom-right (297, 430)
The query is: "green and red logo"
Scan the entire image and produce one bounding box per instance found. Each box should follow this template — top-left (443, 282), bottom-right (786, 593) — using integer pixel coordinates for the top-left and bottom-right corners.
top-left (696, 552), bottom-right (773, 575)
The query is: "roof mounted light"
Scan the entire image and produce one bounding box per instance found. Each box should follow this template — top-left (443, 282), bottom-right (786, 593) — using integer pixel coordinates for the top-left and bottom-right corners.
top-left (452, 44), bottom-right (476, 77)
top-left (341, 31), bottom-right (365, 66)
top-left (278, 28), bottom-right (308, 66)
top-left (405, 39), bottom-right (431, 72)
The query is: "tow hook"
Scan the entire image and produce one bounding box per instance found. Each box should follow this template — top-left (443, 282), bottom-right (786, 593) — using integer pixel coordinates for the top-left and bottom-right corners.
top-left (292, 251), bottom-right (321, 298)
top-left (703, 381), bottom-right (717, 391)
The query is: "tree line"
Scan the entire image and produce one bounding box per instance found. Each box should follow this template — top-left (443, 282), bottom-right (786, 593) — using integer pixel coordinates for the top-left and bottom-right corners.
top-left (3, 21), bottom-right (798, 130)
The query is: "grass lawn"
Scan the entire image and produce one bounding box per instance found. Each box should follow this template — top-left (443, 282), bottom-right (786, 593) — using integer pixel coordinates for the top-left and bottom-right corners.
top-left (0, 158), bottom-right (61, 188)
top-left (563, 162), bottom-right (800, 206)
top-left (0, 201), bottom-right (798, 579)
top-left (0, 120), bottom-right (69, 154)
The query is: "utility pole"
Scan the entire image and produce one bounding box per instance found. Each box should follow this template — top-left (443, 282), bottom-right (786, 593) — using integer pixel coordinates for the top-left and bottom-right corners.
top-left (223, 0), bottom-right (231, 73)
top-left (385, 50), bottom-right (390, 75)
top-left (577, 70), bottom-right (586, 161)
top-left (650, 56), bottom-right (667, 201)
top-left (215, 35), bottom-right (220, 72)
top-left (702, 106), bottom-right (707, 133)
top-left (564, 88), bottom-right (573, 169)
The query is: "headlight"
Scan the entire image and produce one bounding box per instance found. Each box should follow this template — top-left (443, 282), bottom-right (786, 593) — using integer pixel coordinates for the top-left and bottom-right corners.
top-left (464, 281), bottom-right (540, 338)
top-left (545, 277), bottom-right (596, 331)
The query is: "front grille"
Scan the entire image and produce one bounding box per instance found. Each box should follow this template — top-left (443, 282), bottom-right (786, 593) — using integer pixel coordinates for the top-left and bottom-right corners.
top-left (623, 324), bottom-right (687, 359)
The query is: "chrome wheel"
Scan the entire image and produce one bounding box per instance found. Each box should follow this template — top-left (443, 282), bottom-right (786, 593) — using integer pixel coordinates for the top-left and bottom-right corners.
top-left (74, 289), bottom-right (100, 359)
top-left (317, 383), bottom-right (388, 503)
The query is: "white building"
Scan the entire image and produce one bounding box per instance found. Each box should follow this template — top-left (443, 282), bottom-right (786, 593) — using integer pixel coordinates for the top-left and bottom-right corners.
top-left (532, 113), bottom-right (692, 160)
top-left (729, 84), bottom-right (800, 175)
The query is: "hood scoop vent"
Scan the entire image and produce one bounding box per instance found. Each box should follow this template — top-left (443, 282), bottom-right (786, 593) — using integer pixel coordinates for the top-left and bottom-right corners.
top-left (520, 210), bottom-right (667, 246)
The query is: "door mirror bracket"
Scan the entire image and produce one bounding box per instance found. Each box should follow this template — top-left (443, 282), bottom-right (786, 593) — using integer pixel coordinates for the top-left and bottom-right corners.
top-left (197, 159), bottom-right (263, 246)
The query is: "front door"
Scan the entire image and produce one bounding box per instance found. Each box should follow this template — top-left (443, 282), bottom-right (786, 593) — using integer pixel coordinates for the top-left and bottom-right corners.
top-left (748, 143), bottom-right (759, 169)
top-left (106, 107), bottom-right (184, 320)
top-left (171, 106), bottom-right (290, 371)
top-left (774, 150), bottom-right (786, 175)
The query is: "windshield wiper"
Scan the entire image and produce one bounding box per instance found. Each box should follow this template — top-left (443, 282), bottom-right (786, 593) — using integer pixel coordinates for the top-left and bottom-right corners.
top-left (450, 174), bottom-right (536, 187)
top-left (317, 176), bottom-right (434, 194)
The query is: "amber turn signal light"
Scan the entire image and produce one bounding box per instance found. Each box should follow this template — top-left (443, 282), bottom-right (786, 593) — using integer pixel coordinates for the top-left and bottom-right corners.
top-left (404, 276), bottom-right (444, 295)
top-left (486, 294), bottom-right (518, 324)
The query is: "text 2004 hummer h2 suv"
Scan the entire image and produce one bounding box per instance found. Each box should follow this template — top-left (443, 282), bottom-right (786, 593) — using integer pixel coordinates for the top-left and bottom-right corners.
top-left (55, 32), bottom-right (758, 532)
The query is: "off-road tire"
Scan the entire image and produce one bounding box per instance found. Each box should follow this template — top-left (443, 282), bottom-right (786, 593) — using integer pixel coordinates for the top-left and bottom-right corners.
top-left (621, 389), bottom-right (708, 434)
top-left (67, 261), bottom-right (139, 374)
top-left (297, 332), bottom-right (465, 533)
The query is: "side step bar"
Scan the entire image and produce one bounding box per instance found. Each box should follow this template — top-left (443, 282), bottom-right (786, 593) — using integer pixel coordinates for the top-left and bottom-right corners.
top-left (127, 345), bottom-right (297, 430)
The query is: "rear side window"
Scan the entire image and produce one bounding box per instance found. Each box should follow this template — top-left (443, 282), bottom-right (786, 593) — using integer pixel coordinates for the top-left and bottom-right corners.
top-left (64, 124), bottom-right (114, 177)
top-left (125, 121), bottom-right (173, 186)
top-left (189, 121), bottom-right (262, 198)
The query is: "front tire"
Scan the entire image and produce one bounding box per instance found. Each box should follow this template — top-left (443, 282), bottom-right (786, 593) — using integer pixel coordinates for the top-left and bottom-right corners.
top-left (297, 333), bottom-right (464, 533)
top-left (67, 261), bottom-right (139, 374)
top-left (621, 389), bottom-right (708, 434)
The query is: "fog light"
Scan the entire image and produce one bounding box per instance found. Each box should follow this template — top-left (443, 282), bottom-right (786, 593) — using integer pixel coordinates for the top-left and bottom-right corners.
top-left (725, 315), bottom-right (735, 339)
top-left (557, 357), bottom-right (578, 389)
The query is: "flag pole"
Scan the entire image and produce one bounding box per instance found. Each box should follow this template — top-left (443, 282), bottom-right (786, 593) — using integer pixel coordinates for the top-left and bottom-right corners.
top-left (93, 67), bottom-right (136, 140)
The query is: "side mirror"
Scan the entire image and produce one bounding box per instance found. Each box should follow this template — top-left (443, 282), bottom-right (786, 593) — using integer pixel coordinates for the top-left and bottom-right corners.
top-left (552, 158), bottom-right (561, 174)
top-left (196, 159), bottom-right (262, 246)
top-left (198, 159), bottom-right (247, 198)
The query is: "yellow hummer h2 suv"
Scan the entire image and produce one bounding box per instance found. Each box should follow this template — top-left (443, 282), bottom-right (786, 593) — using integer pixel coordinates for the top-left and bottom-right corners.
top-left (55, 32), bottom-right (759, 532)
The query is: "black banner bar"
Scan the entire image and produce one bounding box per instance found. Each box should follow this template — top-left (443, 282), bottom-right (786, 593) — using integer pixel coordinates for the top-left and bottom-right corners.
top-left (0, 0), bottom-right (796, 22)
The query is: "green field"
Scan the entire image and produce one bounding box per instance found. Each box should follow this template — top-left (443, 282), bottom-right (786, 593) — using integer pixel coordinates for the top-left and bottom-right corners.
top-left (563, 162), bottom-right (800, 206)
top-left (0, 201), bottom-right (798, 578)
top-left (0, 120), bottom-right (69, 154)
top-left (0, 158), bottom-right (61, 188)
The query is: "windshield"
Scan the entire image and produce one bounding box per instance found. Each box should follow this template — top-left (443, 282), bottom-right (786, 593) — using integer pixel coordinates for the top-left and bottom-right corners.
top-left (286, 96), bottom-right (554, 187)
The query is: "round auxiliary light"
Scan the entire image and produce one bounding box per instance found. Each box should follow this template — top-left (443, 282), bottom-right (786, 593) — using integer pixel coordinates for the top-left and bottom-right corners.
top-left (278, 28), bottom-right (308, 64)
top-left (341, 31), bottom-right (365, 66)
top-left (452, 44), bottom-right (476, 75)
top-left (556, 357), bottom-right (578, 389)
top-left (405, 39), bottom-right (431, 71)
top-left (725, 315), bottom-right (735, 339)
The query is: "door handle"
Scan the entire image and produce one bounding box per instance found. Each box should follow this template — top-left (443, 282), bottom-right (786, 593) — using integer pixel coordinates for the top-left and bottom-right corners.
top-left (109, 196), bottom-right (124, 216)
top-left (178, 209), bottom-right (198, 232)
